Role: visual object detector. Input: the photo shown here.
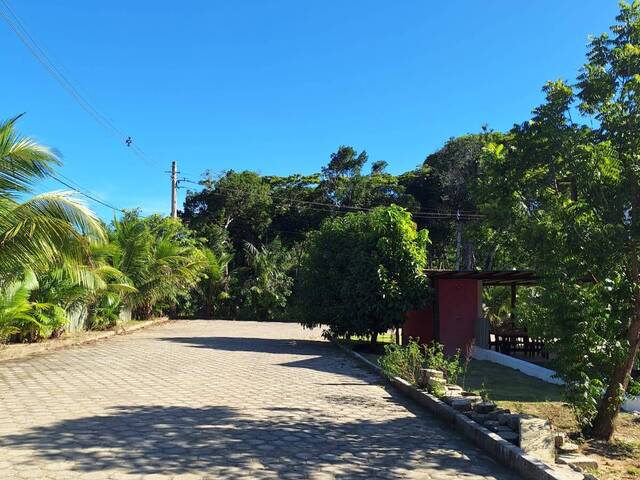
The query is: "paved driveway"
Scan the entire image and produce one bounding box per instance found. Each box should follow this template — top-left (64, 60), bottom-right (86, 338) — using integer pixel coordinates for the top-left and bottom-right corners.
top-left (0, 320), bottom-right (519, 479)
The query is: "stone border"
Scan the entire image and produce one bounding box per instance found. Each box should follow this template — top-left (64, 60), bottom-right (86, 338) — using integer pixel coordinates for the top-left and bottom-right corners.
top-left (0, 317), bottom-right (171, 363)
top-left (331, 339), bottom-right (583, 480)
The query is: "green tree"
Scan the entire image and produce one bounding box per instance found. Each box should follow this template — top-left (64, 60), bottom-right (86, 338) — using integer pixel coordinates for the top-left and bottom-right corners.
top-left (479, 0), bottom-right (640, 438)
top-left (297, 205), bottom-right (430, 341)
top-left (0, 116), bottom-right (105, 280)
top-left (0, 115), bottom-right (108, 341)
top-left (182, 170), bottom-right (272, 251)
top-left (196, 248), bottom-right (233, 318)
top-left (319, 146), bottom-right (414, 210)
top-left (574, 0), bottom-right (640, 439)
top-left (400, 132), bottom-right (505, 269)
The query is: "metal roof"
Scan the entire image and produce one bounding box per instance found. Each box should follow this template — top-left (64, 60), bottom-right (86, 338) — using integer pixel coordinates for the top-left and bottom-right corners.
top-left (424, 270), bottom-right (538, 286)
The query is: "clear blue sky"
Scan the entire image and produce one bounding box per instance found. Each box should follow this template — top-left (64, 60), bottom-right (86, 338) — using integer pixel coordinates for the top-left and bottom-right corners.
top-left (1, 0), bottom-right (619, 218)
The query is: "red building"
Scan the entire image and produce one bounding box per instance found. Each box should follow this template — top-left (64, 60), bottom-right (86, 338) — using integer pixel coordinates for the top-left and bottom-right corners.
top-left (403, 270), bottom-right (537, 355)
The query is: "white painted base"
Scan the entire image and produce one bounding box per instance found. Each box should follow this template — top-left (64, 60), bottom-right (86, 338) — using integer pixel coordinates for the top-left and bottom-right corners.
top-left (622, 396), bottom-right (640, 412)
top-left (471, 346), bottom-right (565, 385)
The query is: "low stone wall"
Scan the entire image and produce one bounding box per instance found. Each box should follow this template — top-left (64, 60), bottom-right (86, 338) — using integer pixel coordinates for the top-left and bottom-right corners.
top-left (0, 317), bottom-right (170, 363)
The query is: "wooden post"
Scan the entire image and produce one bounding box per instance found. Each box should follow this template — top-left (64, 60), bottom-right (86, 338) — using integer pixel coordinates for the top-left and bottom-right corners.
top-left (510, 283), bottom-right (517, 327)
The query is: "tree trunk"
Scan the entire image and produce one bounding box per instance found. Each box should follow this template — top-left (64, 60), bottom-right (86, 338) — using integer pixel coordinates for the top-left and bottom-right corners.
top-left (591, 331), bottom-right (640, 439)
top-left (591, 240), bottom-right (640, 440)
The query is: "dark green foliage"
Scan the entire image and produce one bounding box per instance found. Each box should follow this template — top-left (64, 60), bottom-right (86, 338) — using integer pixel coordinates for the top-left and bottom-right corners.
top-left (182, 170), bottom-right (273, 251)
top-left (109, 212), bottom-right (206, 320)
top-left (237, 240), bottom-right (294, 321)
top-left (296, 205), bottom-right (430, 338)
top-left (477, 1), bottom-right (640, 438)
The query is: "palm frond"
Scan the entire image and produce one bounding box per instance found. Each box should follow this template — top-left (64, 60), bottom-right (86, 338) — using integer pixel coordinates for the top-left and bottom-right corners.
top-left (0, 192), bottom-right (106, 278)
top-left (0, 115), bottom-right (59, 196)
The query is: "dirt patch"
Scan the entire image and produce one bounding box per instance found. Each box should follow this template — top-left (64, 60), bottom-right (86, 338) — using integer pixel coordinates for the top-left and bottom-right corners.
top-left (578, 414), bottom-right (640, 480)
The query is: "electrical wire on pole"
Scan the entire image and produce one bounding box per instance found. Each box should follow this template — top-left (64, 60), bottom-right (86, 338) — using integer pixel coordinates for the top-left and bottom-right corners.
top-left (48, 173), bottom-right (126, 213)
top-left (178, 177), bottom-right (486, 222)
top-left (0, 0), bottom-right (159, 168)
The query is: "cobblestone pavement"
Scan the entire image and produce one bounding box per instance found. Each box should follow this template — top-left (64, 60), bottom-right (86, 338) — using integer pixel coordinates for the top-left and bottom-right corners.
top-left (0, 320), bottom-right (520, 479)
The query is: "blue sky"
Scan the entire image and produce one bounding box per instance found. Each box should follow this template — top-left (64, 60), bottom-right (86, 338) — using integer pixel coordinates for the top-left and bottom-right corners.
top-left (1, 0), bottom-right (618, 218)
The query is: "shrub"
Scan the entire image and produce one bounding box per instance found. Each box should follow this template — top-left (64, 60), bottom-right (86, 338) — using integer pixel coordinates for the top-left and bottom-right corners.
top-left (378, 339), bottom-right (465, 387)
top-left (378, 341), bottom-right (425, 385)
top-left (423, 342), bottom-right (464, 385)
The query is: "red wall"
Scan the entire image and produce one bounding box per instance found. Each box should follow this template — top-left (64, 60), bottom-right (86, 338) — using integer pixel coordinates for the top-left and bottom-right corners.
top-left (437, 279), bottom-right (480, 356)
top-left (403, 308), bottom-right (434, 345)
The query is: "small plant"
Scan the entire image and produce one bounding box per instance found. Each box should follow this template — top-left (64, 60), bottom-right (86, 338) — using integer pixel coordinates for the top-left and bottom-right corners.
top-left (461, 341), bottom-right (474, 389)
top-left (378, 340), bottom-right (425, 385)
top-left (423, 341), bottom-right (465, 385)
top-left (479, 380), bottom-right (490, 402)
top-left (627, 466), bottom-right (640, 477)
top-left (430, 380), bottom-right (446, 397)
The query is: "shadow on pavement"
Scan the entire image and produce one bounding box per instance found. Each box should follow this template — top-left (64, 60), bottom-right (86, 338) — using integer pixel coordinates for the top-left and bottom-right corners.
top-left (0, 404), bottom-right (507, 479)
top-left (160, 336), bottom-right (330, 356)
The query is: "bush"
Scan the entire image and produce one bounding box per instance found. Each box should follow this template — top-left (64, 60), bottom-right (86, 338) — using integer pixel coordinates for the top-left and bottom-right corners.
top-left (378, 340), bottom-right (465, 387)
top-left (378, 340), bottom-right (425, 385)
top-left (423, 342), bottom-right (464, 385)
top-left (297, 205), bottom-right (430, 339)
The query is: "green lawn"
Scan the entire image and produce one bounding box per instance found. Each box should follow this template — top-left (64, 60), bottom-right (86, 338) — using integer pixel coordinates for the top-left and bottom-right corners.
top-left (461, 360), bottom-right (563, 403)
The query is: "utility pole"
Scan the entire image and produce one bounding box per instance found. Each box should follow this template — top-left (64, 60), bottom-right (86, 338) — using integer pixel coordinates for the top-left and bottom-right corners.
top-left (455, 209), bottom-right (462, 271)
top-left (170, 160), bottom-right (178, 218)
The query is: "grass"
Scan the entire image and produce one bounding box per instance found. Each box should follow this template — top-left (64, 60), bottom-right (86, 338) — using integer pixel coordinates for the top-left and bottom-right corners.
top-left (462, 360), bottom-right (563, 402)
top-left (461, 360), bottom-right (577, 432)
top-left (348, 333), bottom-right (395, 344)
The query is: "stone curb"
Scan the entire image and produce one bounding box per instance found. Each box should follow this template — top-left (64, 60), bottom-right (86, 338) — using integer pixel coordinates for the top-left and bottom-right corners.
top-left (331, 338), bottom-right (583, 480)
top-left (0, 317), bottom-right (171, 363)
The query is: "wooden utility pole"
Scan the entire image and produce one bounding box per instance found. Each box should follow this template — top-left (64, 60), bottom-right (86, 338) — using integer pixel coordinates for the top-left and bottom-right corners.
top-left (170, 160), bottom-right (178, 218)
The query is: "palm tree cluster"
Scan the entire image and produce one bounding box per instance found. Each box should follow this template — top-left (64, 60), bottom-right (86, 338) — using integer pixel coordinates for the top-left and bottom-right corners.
top-left (0, 116), bottom-right (224, 343)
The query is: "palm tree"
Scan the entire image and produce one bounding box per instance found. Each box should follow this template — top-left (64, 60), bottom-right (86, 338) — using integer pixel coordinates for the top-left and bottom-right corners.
top-left (109, 212), bottom-right (205, 319)
top-left (197, 248), bottom-right (232, 317)
top-left (241, 241), bottom-right (293, 320)
top-left (0, 271), bottom-right (67, 342)
top-left (0, 115), bottom-right (107, 340)
top-left (0, 115), bottom-right (105, 281)
top-left (31, 247), bottom-right (137, 331)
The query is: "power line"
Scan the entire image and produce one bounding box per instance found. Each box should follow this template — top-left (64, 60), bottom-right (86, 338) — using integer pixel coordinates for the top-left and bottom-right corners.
top-left (49, 173), bottom-right (125, 213)
top-left (179, 178), bottom-right (485, 221)
top-left (0, 0), bottom-right (158, 168)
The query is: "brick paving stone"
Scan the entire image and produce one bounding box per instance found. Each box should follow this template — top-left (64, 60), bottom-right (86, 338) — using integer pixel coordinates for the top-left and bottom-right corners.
top-left (0, 320), bottom-right (520, 479)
